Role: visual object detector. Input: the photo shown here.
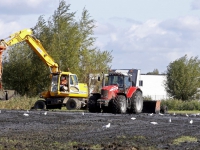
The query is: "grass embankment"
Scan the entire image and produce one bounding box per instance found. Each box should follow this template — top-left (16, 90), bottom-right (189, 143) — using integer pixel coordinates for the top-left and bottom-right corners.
top-left (0, 96), bottom-right (38, 110)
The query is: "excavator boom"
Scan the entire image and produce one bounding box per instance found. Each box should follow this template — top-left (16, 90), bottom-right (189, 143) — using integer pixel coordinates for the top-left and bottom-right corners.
top-left (1, 29), bottom-right (59, 73)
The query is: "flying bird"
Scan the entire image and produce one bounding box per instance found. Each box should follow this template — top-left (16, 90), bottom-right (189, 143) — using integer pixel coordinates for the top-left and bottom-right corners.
top-left (150, 122), bottom-right (158, 125)
top-left (102, 123), bottom-right (111, 129)
top-left (23, 113), bottom-right (29, 116)
top-left (131, 117), bottom-right (136, 120)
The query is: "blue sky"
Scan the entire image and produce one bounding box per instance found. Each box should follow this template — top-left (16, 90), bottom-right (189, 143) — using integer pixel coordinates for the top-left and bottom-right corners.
top-left (1, 0), bottom-right (200, 73)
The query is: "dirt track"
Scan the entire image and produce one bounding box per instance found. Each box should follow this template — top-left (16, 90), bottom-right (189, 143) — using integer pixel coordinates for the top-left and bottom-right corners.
top-left (0, 110), bottom-right (200, 150)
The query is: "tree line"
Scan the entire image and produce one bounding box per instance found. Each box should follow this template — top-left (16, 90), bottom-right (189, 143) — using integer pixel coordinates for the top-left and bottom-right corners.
top-left (2, 0), bottom-right (112, 96)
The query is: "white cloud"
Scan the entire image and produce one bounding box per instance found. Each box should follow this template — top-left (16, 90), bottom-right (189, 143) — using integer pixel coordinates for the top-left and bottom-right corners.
top-left (95, 15), bottom-right (200, 73)
top-left (191, 0), bottom-right (200, 10)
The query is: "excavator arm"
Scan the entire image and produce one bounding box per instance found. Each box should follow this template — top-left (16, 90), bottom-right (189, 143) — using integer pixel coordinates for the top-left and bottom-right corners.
top-left (0, 29), bottom-right (59, 73)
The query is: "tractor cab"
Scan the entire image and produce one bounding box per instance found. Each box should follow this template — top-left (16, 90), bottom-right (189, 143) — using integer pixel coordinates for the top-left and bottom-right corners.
top-left (106, 73), bottom-right (132, 93)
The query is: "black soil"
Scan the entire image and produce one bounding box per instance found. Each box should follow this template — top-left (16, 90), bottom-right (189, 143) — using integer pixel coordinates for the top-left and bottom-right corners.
top-left (0, 110), bottom-right (200, 150)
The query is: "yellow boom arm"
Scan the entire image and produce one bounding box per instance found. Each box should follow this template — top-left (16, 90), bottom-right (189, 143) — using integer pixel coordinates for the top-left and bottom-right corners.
top-left (0, 29), bottom-right (59, 73)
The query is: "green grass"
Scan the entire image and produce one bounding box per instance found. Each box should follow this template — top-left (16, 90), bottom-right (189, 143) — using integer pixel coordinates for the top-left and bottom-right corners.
top-left (168, 110), bottom-right (200, 114)
top-left (0, 96), bottom-right (38, 110)
top-left (173, 136), bottom-right (197, 145)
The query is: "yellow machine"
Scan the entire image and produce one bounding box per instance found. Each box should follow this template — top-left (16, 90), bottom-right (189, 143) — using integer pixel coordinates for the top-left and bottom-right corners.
top-left (0, 29), bottom-right (88, 110)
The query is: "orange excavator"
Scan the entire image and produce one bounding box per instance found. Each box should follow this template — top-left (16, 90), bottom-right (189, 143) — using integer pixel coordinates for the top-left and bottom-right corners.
top-left (0, 45), bottom-right (15, 100)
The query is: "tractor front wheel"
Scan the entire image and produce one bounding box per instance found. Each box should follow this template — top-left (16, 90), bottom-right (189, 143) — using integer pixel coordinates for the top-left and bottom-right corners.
top-left (112, 95), bottom-right (127, 114)
top-left (131, 91), bottom-right (143, 114)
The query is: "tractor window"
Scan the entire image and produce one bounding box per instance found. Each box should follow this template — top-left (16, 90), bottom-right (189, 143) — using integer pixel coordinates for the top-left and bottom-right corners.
top-left (125, 76), bottom-right (131, 88)
top-left (108, 75), bottom-right (124, 87)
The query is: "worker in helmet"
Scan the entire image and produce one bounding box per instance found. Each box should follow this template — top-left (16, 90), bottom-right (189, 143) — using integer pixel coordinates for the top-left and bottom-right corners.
top-left (60, 76), bottom-right (68, 92)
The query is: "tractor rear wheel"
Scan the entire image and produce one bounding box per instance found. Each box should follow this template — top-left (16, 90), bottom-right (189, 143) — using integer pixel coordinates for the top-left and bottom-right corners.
top-left (66, 99), bottom-right (81, 110)
top-left (112, 95), bottom-right (127, 114)
top-left (131, 91), bottom-right (143, 113)
top-left (34, 100), bottom-right (46, 110)
top-left (88, 95), bottom-right (101, 113)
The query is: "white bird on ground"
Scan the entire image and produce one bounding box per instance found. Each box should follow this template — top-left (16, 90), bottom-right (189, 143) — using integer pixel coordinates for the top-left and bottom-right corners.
top-left (186, 113), bottom-right (189, 117)
top-left (27, 110), bottom-right (29, 113)
top-left (150, 122), bottom-right (158, 125)
top-left (189, 119), bottom-right (193, 124)
top-left (82, 112), bottom-right (85, 116)
top-left (169, 118), bottom-right (171, 123)
top-left (149, 113), bottom-right (153, 116)
top-left (23, 113), bottom-right (29, 116)
top-left (102, 123), bottom-right (111, 129)
top-left (131, 117), bottom-right (136, 120)
top-left (43, 111), bottom-right (47, 115)
top-left (173, 112), bottom-right (176, 115)
top-left (0, 110), bottom-right (1, 113)
top-left (159, 113), bottom-right (164, 116)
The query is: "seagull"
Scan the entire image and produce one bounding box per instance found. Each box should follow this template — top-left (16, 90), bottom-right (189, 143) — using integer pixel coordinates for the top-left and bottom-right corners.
top-left (43, 111), bottom-right (47, 115)
top-left (82, 112), bottom-right (85, 116)
top-left (173, 112), bottom-right (176, 115)
top-left (169, 118), bottom-right (171, 123)
top-left (102, 123), bottom-right (111, 129)
top-left (23, 113), bottom-right (29, 116)
top-left (189, 119), bottom-right (193, 124)
top-left (159, 113), bottom-right (164, 116)
top-left (150, 122), bottom-right (158, 125)
top-left (149, 113), bottom-right (153, 116)
top-left (186, 113), bottom-right (189, 117)
top-left (131, 117), bottom-right (136, 120)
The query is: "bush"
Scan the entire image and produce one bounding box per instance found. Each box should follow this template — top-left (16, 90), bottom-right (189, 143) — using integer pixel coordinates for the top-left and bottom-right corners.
top-left (161, 99), bottom-right (200, 111)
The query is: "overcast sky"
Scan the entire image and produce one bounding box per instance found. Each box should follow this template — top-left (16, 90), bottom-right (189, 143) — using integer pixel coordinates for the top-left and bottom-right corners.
top-left (1, 0), bottom-right (200, 73)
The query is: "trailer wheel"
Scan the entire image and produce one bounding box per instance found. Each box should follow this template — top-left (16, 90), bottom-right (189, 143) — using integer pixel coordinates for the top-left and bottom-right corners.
top-left (34, 100), bottom-right (46, 110)
top-left (112, 95), bottom-right (127, 114)
top-left (66, 99), bottom-right (81, 110)
top-left (131, 91), bottom-right (143, 114)
top-left (88, 95), bottom-right (101, 113)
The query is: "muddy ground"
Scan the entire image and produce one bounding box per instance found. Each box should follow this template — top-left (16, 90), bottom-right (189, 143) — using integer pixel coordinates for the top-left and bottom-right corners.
top-left (0, 110), bottom-right (200, 150)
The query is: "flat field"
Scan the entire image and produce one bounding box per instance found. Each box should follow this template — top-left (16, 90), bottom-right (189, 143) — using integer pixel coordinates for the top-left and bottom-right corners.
top-left (0, 110), bottom-right (200, 150)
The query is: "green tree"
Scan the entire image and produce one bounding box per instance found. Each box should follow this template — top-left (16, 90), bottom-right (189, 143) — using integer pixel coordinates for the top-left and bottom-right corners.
top-left (147, 69), bottom-right (159, 75)
top-left (165, 55), bottom-right (200, 100)
top-left (2, 0), bottom-right (112, 96)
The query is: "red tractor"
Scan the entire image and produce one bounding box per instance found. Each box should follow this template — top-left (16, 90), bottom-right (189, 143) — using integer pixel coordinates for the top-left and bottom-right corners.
top-left (88, 69), bottom-right (161, 114)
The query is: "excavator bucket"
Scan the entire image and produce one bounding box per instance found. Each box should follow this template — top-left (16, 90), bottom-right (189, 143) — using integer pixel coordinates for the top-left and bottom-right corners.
top-left (142, 100), bottom-right (161, 113)
top-left (0, 90), bottom-right (15, 100)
